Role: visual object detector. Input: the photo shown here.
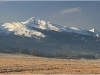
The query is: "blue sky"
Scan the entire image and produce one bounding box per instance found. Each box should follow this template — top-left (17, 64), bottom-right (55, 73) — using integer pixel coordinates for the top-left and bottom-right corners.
top-left (0, 1), bottom-right (100, 31)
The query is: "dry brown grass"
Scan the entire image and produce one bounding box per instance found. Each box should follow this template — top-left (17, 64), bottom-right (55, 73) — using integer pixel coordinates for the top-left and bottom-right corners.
top-left (0, 53), bottom-right (100, 74)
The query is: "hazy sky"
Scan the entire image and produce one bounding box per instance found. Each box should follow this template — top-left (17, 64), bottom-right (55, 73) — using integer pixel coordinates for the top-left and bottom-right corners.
top-left (0, 1), bottom-right (100, 31)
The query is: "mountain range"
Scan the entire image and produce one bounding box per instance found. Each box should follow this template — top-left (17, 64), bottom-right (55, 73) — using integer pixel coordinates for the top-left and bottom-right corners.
top-left (0, 17), bottom-right (100, 56)
top-left (0, 17), bottom-right (100, 38)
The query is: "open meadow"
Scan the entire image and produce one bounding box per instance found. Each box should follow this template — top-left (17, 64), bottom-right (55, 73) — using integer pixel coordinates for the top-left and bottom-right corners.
top-left (0, 53), bottom-right (100, 74)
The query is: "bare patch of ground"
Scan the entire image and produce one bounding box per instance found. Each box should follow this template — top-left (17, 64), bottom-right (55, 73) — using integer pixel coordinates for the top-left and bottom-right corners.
top-left (0, 53), bottom-right (100, 74)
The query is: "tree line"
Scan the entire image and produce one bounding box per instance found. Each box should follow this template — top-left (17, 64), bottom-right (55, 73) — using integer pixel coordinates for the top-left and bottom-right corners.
top-left (0, 47), bottom-right (96, 59)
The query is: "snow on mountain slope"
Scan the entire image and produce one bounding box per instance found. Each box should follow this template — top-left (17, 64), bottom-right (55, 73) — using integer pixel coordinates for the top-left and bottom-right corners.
top-left (22, 17), bottom-right (60, 32)
top-left (89, 29), bottom-right (100, 37)
top-left (0, 17), bottom-right (100, 38)
top-left (1, 22), bottom-right (45, 38)
top-left (0, 23), bottom-right (10, 35)
top-left (61, 26), bottom-right (90, 35)
top-left (89, 29), bottom-right (100, 35)
top-left (21, 17), bottom-right (100, 36)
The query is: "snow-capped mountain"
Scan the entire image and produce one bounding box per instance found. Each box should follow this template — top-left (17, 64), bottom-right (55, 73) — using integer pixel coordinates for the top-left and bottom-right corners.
top-left (0, 17), bottom-right (100, 38)
top-left (0, 17), bottom-right (100, 55)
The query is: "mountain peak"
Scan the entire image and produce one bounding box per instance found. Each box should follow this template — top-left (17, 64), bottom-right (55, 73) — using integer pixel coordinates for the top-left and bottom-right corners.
top-left (89, 28), bottom-right (100, 33)
top-left (89, 28), bottom-right (100, 37)
top-left (25, 17), bottom-right (40, 25)
top-left (28, 17), bottom-right (39, 21)
top-left (89, 28), bottom-right (96, 33)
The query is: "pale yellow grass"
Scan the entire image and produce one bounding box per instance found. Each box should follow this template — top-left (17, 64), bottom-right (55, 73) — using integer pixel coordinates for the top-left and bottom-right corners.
top-left (0, 53), bottom-right (100, 74)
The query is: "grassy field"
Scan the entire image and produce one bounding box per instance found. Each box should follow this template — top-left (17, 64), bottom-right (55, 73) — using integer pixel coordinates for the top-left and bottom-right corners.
top-left (0, 53), bottom-right (100, 74)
